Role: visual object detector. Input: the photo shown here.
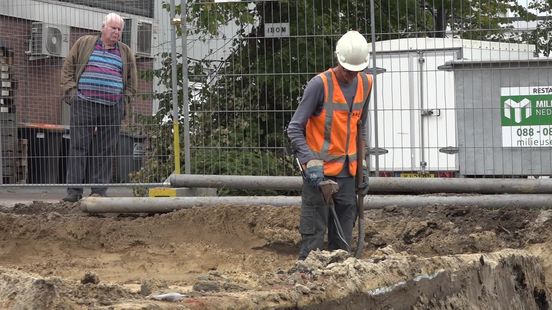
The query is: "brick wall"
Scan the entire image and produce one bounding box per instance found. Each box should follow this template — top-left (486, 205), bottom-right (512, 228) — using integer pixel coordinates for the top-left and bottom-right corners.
top-left (0, 15), bottom-right (153, 126)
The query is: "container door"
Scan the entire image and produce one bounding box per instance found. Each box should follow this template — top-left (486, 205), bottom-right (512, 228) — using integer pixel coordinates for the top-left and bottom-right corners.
top-left (418, 50), bottom-right (458, 174)
top-left (369, 52), bottom-right (419, 174)
top-left (369, 50), bottom-right (458, 176)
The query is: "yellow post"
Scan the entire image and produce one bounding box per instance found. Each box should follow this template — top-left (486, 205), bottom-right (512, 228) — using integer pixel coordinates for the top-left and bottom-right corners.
top-left (173, 122), bottom-right (181, 174)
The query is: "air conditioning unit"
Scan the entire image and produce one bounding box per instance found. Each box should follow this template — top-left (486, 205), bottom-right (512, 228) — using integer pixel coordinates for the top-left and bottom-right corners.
top-left (121, 18), bottom-right (153, 58)
top-left (30, 22), bottom-right (70, 58)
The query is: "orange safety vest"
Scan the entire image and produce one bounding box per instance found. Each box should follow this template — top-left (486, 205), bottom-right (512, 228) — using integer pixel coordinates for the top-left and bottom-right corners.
top-left (305, 68), bottom-right (373, 176)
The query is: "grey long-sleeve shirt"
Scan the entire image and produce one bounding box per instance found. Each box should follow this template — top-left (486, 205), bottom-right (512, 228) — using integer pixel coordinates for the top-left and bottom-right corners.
top-left (287, 73), bottom-right (370, 168)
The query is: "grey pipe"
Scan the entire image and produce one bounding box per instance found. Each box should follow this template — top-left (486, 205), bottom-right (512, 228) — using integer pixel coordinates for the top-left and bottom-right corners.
top-left (81, 194), bottom-right (552, 213)
top-left (367, 194), bottom-right (552, 209)
top-left (169, 174), bottom-right (302, 190)
top-left (170, 174), bottom-right (552, 194)
top-left (81, 196), bottom-right (300, 213)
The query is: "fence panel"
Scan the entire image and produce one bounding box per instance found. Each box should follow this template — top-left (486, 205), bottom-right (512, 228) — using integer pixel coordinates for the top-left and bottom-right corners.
top-left (0, 0), bottom-right (161, 190)
top-left (1, 0), bottom-right (551, 193)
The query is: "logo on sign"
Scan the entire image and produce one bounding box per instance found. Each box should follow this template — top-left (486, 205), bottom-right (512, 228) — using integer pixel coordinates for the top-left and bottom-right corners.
top-left (503, 98), bottom-right (532, 123)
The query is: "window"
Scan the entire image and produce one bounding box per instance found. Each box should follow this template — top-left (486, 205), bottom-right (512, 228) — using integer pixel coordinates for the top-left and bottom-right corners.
top-left (56, 0), bottom-right (154, 18)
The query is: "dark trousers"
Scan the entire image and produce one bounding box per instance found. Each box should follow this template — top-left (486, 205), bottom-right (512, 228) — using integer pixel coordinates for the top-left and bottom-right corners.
top-left (66, 97), bottom-right (123, 196)
top-left (298, 176), bottom-right (357, 260)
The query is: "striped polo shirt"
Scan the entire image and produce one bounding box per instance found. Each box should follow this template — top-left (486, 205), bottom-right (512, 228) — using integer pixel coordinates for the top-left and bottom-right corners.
top-left (77, 39), bottom-right (124, 105)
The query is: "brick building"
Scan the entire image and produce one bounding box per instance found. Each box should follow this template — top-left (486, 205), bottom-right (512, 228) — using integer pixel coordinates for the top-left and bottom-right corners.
top-left (0, 0), bottom-right (157, 184)
top-left (0, 2), bottom-right (154, 125)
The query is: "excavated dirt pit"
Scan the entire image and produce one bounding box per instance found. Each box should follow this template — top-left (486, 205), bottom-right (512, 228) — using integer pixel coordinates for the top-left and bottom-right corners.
top-left (0, 200), bottom-right (552, 309)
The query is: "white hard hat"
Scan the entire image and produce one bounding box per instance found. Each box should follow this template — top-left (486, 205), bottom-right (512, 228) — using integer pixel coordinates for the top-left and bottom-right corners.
top-left (335, 31), bottom-right (370, 72)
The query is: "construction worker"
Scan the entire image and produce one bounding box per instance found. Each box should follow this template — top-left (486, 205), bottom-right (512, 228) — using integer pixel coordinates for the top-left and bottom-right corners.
top-left (287, 30), bottom-right (372, 260)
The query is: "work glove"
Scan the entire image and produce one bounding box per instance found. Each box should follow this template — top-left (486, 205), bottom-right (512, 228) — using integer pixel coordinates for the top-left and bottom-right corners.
top-left (304, 159), bottom-right (324, 188)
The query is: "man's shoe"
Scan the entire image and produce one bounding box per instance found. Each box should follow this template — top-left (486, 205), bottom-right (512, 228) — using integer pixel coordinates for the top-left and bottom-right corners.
top-left (62, 194), bottom-right (82, 203)
top-left (90, 193), bottom-right (107, 197)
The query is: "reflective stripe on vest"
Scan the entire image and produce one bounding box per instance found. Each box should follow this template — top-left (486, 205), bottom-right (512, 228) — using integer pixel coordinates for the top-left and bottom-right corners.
top-left (305, 68), bottom-right (373, 176)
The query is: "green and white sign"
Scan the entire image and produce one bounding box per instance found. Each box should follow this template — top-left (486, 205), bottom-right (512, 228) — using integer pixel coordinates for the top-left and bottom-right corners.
top-left (501, 86), bottom-right (552, 147)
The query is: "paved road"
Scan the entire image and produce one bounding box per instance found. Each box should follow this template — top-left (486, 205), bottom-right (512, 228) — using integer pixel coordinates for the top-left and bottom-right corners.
top-left (0, 187), bottom-right (135, 207)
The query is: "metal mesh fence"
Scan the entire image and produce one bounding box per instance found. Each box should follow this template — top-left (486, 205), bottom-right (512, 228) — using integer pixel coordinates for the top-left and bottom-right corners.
top-left (1, 0), bottom-right (551, 192)
top-left (1, 0), bottom-right (158, 189)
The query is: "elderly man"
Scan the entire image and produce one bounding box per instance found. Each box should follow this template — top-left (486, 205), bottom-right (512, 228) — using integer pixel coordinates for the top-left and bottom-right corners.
top-left (287, 30), bottom-right (373, 260)
top-left (60, 12), bottom-right (138, 202)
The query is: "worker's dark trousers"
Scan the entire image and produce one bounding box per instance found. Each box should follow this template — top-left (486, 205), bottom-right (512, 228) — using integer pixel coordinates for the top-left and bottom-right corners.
top-left (66, 97), bottom-right (123, 196)
top-left (298, 176), bottom-right (357, 260)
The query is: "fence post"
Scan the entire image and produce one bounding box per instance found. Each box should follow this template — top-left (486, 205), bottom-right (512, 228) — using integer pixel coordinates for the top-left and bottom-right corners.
top-left (170, 0), bottom-right (181, 174)
top-left (181, 0), bottom-right (191, 174)
top-left (369, 0), bottom-right (379, 175)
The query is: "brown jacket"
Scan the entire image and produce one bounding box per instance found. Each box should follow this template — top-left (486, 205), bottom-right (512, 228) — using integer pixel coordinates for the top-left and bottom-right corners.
top-left (60, 35), bottom-right (138, 105)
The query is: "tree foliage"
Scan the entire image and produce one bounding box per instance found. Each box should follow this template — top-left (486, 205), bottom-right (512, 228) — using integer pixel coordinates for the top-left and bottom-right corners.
top-left (526, 0), bottom-right (552, 56)
top-left (374, 0), bottom-right (531, 40)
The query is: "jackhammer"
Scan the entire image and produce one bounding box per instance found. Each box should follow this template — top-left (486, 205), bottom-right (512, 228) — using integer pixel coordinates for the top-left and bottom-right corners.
top-left (319, 179), bottom-right (351, 252)
top-left (294, 158), bottom-right (356, 256)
